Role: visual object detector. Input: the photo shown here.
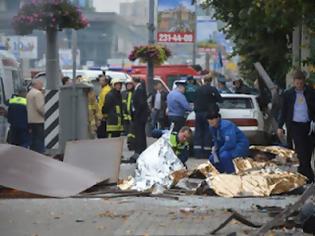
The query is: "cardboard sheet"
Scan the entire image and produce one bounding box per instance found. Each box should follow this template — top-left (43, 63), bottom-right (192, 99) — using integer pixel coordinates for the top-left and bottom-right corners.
top-left (0, 144), bottom-right (102, 197)
top-left (63, 138), bottom-right (123, 183)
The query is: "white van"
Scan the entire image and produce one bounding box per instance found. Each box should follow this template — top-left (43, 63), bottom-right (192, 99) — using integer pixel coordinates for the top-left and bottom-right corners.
top-left (0, 48), bottom-right (24, 142)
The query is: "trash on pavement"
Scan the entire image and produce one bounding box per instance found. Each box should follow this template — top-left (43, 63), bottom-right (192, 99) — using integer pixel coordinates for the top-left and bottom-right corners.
top-left (0, 144), bottom-right (103, 197)
top-left (128, 133), bottom-right (185, 191)
top-left (117, 176), bottom-right (135, 191)
top-left (64, 137), bottom-right (123, 183)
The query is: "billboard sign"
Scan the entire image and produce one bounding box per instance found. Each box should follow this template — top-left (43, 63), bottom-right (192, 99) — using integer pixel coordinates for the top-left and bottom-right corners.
top-left (59, 49), bottom-right (80, 68)
top-left (157, 0), bottom-right (195, 43)
top-left (2, 36), bottom-right (37, 59)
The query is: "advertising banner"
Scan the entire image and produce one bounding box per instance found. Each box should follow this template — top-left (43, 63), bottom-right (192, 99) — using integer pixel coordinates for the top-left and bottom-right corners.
top-left (3, 36), bottom-right (37, 59)
top-left (157, 0), bottom-right (195, 43)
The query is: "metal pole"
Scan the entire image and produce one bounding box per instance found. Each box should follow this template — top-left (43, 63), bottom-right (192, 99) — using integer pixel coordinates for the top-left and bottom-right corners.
top-left (46, 29), bottom-right (60, 90)
top-left (147, 0), bottom-right (155, 95)
top-left (71, 29), bottom-right (78, 140)
top-left (192, 2), bottom-right (197, 65)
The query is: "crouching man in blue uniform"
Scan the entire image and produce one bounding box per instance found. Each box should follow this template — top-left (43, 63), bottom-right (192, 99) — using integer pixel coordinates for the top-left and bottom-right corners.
top-left (152, 126), bottom-right (193, 167)
top-left (207, 110), bottom-right (249, 173)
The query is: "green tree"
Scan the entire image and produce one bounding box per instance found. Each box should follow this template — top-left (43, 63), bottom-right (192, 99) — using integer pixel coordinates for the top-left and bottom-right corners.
top-left (201, 0), bottom-right (315, 87)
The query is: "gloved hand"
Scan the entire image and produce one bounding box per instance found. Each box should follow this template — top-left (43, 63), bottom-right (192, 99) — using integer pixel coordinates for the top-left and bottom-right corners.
top-left (209, 146), bottom-right (220, 163)
top-left (308, 121), bottom-right (315, 135)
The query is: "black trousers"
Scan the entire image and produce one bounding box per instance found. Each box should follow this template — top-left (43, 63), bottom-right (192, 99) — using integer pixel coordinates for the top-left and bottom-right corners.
top-left (194, 112), bottom-right (212, 158)
top-left (29, 123), bottom-right (45, 154)
top-left (134, 120), bottom-right (147, 155)
top-left (96, 120), bottom-right (107, 138)
top-left (291, 121), bottom-right (314, 182)
top-left (168, 116), bottom-right (186, 133)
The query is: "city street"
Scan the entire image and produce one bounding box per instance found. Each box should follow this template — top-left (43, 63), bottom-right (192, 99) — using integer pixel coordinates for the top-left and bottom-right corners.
top-left (0, 139), bottom-right (307, 236)
top-left (0, 0), bottom-right (315, 235)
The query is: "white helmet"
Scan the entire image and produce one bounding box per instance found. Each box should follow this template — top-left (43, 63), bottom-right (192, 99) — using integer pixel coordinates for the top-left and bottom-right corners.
top-left (125, 77), bottom-right (133, 84)
top-left (111, 78), bottom-right (124, 86)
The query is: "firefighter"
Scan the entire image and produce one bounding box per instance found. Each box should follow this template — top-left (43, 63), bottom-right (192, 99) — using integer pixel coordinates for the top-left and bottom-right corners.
top-left (7, 87), bottom-right (30, 148)
top-left (102, 78), bottom-right (124, 138)
top-left (97, 75), bottom-right (111, 138)
top-left (193, 73), bottom-right (222, 158)
top-left (122, 77), bottom-right (135, 150)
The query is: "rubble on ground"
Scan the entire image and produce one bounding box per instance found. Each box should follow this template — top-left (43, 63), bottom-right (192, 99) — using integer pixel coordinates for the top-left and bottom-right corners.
top-left (120, 145), bottom-right (307, 198)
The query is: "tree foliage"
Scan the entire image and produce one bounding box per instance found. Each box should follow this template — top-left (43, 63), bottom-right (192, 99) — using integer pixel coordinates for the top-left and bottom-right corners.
top-left (201, 0), bottom-right (315, 87)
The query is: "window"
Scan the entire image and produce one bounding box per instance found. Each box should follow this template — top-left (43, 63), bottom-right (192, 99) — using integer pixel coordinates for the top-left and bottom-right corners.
top-left (219, 97), bottom-right (253, 109)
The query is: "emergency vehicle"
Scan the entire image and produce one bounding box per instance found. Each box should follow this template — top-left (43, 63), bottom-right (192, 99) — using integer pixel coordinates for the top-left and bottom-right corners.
top-left (0, 46), bottom-right (24, 142)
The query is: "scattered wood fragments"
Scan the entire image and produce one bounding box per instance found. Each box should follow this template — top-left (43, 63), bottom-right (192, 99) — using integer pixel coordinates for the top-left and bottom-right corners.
top-left (210, 209), bottom-right (262, 234)
top-left (255, 184), bottom-right (315, 235)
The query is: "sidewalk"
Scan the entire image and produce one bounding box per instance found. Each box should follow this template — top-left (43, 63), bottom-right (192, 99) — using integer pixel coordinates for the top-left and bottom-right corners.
top-left (0, 195), bottom-right (302, 236)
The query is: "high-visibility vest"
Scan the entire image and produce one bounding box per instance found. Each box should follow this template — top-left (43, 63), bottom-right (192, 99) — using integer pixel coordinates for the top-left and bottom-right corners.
top-left (9, 96), bottom-right (27, 106)
top-left (169, 132), bottom-right (188, 156)
top-left (122, 91), bottom-right (133, 121)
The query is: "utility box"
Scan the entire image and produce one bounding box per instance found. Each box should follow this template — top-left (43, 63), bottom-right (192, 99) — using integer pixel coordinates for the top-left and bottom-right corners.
top-left (59, 84), bottom-right (92, 153)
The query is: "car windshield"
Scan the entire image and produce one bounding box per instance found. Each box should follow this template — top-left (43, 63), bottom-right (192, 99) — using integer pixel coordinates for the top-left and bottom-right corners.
top-left (219, 97), bottom-right (253, 109)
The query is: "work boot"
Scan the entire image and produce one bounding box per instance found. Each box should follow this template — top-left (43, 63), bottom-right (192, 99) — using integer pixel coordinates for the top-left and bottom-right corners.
top-left (121, 153), bottom-right (139, 164)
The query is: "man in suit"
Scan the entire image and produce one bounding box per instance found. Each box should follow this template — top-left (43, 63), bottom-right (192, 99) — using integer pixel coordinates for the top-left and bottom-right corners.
top-left (277, 70), bottom-right (315, 183)
top-left (150, 81), bottom-right (168, 130)
top-left (129, 77), bottom-right (149, 162)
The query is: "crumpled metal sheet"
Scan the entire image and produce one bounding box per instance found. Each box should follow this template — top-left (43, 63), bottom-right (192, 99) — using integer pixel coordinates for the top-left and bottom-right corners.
top-left (233, 157), bottom-right (278, 174)
top-left (206, 159), bottom-right (307, 197)
top-left (132, 133), bottom-right (185, 191)
top-left (250, 145), bottom-right (297, 163)
top-left (189, 162), bottom-right (219, 178)
top-left (64, 138), bottom-right (123, 183)
top-left (0, 144), bottom-right (102, 197)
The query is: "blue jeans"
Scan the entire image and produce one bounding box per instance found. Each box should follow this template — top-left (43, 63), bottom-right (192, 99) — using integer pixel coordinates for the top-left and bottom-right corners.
top-left (29, 123), bottom-right (45, 154)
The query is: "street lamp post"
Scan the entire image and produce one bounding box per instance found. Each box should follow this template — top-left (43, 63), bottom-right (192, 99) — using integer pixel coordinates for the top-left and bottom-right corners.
top-left (147, 0), bottom-right (155, 95)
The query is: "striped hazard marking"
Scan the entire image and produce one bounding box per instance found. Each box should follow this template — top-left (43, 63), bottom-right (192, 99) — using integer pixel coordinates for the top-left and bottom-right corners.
top-left (44, 90), bottom-right (59, 150)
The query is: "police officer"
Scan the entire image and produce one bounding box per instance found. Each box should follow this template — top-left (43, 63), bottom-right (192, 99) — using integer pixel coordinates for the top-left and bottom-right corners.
top-left (7, 87), bottom-right (30, 148)
top-left (102, 78), bottom-right (124, 138)
top-left (122, 77), bottom-right (135, 150)
top-left (193, 73), bottom-right (222, 158)
top-left (167, 80), bottom-right (192, 132)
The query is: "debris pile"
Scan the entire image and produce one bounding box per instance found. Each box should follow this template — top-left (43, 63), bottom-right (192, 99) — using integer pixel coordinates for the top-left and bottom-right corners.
top-left (120, 145), bottom-right (307, 198)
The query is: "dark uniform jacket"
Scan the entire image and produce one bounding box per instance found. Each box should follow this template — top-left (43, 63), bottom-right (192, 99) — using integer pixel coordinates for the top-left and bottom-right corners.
top-left (122, 90), bottom-right (133, 122)
top-left (102, 89), bottom-right (124, 132)
top-left (194, 84), bottom-right (222, 113)
top-left (7, 96), bottom-right (28, 129)
top-left (132, 84), bottom-right (149, 124)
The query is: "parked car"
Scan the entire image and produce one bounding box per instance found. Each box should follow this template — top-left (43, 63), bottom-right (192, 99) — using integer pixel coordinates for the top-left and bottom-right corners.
top-left (185, 93), bottom-right (273, 145)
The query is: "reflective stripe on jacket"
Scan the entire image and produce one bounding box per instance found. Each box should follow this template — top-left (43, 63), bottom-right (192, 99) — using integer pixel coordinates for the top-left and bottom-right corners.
top-left (103, 89), bottom-right (124, 132)
top-left (122, 90), bottom-right (133, 121)
top-left (169, 132), bottom-right (189, 164)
